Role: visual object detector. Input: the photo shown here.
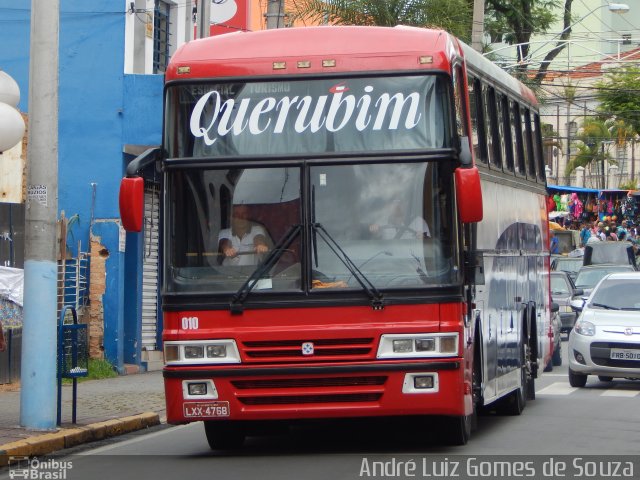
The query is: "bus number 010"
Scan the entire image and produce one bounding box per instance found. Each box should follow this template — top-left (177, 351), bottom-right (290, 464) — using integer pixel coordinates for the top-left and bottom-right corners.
top-left (181, 317), bottom-right (199, 330)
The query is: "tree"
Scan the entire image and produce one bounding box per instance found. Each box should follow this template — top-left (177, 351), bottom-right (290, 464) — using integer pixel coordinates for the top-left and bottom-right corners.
top-left (291, 0), bottom-right (473, 42)
top-left (596, 67), bottom-right (640, 137)
top-left (565, 118), bottom-right (612, 189)
top-left (484, 0), bottom-right (574, 83)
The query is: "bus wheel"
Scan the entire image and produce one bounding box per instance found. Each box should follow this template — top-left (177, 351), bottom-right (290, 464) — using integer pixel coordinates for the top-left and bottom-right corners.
top-left (440, 415), bottom-right (471, 446)
top-left (204, 420), bottom-right (246, 450)
top-left (498, 333), bottom-right (528, 415)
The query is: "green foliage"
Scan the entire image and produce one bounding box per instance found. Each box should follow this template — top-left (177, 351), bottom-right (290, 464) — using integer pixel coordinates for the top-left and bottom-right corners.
top-left (619, 179), bottom-right (638, 191)
top-left (62, 358), bottom-right (118, 384)
top-left (596, 67), bottom-right (640, 136)
top-left (485, 0), bottom-right (559, 47)
top-left (565, 119), bottom-right (611, 182)
top-left (291, 0), bottom-right (473, 41)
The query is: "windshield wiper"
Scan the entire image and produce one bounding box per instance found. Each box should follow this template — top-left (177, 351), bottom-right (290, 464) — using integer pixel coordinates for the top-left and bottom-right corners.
top-left (312, 222), bottom-right (384, 310)
top-left (230, 224), bottom-right (301, 314)
top-left (591, 302), bottom-right (620, 310)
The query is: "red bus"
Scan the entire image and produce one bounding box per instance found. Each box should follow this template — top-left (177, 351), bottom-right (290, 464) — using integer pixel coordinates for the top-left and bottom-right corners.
top-left (120, 26), bottom-right (553, 448)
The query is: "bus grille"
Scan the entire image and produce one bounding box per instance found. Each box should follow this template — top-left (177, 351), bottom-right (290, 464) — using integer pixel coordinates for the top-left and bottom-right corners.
top-left (238, 393), bottom-right (383, 405)
top-left (231, 376), bottom-right (387, 389)
top-left (241, 338), bottom-right (375, 361)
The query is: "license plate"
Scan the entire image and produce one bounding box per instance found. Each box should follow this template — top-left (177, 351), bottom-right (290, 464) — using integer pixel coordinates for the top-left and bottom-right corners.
top-left (183, 401), bottom-right (230, 418)
top-left (610, 349), bottom-right (640, 361)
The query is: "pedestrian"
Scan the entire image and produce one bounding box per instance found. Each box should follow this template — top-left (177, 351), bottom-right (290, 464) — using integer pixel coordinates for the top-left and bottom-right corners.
top-left (0, 319), bottom-right (6, 353)
top-left (579, 223), bottom-right (591, 247)
top-left (550, 231), bottom-right (560, 254)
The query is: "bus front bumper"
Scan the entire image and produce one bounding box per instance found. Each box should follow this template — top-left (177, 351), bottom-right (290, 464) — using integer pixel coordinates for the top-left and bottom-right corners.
top-left (163, 360), bottom-right (469, 424)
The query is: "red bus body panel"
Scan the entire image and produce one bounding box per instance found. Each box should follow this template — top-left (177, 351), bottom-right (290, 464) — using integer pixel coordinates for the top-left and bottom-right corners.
top-left (163, 303), bottom-right (473, 424)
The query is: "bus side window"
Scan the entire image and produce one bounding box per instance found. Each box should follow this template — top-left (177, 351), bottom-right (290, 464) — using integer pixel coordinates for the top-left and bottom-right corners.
top-left (500, 94), bottom-right (514, 173)
top-left (468, 76), bottom-right (487, 164)
top-left (483, 86), bottom-right (501, 170)
top-left (512, 102), bottom-right (526, 176)
top-left (533, 113), bottom-right (546, 182)
top-left (453, 65), bottom-right (468, 138)
top-left (523, 108), bottom-right (536, 179)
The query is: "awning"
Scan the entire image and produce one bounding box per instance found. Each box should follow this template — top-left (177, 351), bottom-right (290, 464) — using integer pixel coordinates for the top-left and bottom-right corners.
top-left (547, 185), bottom-right (598, 194)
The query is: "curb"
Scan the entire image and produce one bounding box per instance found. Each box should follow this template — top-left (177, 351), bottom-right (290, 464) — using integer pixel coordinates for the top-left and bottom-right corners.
top-left (0, 412), bottom-right (160, 466)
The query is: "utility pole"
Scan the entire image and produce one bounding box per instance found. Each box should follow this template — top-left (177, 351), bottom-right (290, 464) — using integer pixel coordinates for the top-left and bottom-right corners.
top-left (198, 0), bottom-right (211, 39)
top-left (266, 0), bottom-right (285, 29)
top-left (20, 0), bottom-right (59, 430)
top-left (471, 0), bottom-right (485, 52)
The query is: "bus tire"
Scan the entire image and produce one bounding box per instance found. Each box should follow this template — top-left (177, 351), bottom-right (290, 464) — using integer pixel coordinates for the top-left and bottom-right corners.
top-left (204, 420), bottom-right (246, 450)
top-left (498, 328), bottom-right (528, 415)
top-left (441, 415), bottom-right (471, 446)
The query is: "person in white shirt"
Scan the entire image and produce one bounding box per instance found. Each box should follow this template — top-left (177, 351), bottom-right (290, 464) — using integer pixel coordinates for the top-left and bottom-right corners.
top-left (369, 200), bottom-right (431, 240)
top-left (218, 204), bottom-right (271, 266)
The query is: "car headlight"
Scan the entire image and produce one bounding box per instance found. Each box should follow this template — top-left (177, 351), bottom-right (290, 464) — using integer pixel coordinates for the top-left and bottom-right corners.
top-left (164, 340), bottom-right (241, 365)
top-left (574, 320), bottom-right (595, 336)
top-left (378, 333), bottom-right (459, 358)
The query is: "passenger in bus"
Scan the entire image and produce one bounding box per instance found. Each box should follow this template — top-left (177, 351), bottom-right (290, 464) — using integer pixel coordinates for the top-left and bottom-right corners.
top-left (218, 204), bottom-right (272, 266)
top-left (368, 200), bottom-right (431, 240)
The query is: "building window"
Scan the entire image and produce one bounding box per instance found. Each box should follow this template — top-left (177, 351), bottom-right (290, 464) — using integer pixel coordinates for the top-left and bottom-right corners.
top-left (154, 0), bottom-right (171, 73)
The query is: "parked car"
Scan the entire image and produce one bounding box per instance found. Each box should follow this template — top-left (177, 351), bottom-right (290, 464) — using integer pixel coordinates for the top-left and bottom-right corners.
top-left (550, 255), bottom-right (583, 281)
top-left (568, 272), bottom-right (640, 387)
top-left (583, 242), bottom-right (637, 269)
top-left (573, 264), bottom-right (636, 297)
top-left (547, 302), bottom-right (563, 370)
top-left (550, 271), bottom-right (584, 334)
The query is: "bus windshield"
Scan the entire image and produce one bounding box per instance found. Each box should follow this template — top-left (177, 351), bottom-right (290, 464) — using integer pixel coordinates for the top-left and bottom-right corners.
top-left (166, 162), bottom-right (459, 296)
top-left (165, 75), bottom-right (452, 158)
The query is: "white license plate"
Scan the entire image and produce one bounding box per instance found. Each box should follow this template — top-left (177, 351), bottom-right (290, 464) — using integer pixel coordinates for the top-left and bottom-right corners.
top-left (183, 401), bottom-right (230, 418)
top-left (610, 349), bottom-right (640, 361)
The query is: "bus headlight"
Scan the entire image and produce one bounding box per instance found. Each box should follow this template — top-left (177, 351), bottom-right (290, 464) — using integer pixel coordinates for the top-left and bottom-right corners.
top-left (164, 340), bottom-right (241, 365)
top-left (377, 333), bottom-right (459, 358)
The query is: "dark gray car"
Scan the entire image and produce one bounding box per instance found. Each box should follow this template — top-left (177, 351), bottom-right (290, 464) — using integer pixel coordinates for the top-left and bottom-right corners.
top-left (550, 271), bottom-right (583, 334)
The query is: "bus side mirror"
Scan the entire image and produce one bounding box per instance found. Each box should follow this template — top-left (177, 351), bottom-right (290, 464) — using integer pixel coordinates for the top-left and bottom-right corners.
top-left (119, 176), bottom-right (144, 232)
top-left (455, 166), bottom-right (483, 223)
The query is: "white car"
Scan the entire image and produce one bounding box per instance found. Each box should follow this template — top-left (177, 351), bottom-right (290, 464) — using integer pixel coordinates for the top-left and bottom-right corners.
top-left (568, 272), bottom-right (640, 387)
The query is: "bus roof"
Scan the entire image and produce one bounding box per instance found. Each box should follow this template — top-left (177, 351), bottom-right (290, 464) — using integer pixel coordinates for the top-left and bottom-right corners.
top-left (166, 26), bottom-right (460, 81)
top-left (459, 41), bottom-right (538, 107)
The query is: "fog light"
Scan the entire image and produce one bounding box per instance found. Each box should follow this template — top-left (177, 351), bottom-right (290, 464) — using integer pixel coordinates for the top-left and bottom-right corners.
top-left (415, 338), bottom-right (435, 352)
top-left (440, 336), bottom-right (458, 354)
top-left (393, 339), bottom-right (414, 353)
top-left (414, 376), bottom-right (434, 389)
top-left (574, 350), bottom-right (586, 365)
top-left (207, 344), bottom-right (227, 358)
top-left (164, 345), bottom-right (179, 362)
top-left (184, 345), bottom-right (204, 359)
top-left (188, 382), bottom-right (207, 395)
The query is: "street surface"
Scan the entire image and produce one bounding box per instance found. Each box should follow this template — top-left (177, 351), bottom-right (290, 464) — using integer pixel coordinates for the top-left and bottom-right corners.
top-left (2, 341), bottom-right (639, 480)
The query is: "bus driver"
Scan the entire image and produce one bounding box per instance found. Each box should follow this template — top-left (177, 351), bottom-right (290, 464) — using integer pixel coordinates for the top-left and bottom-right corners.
top-left (218, 204), bottom-right (271, 266)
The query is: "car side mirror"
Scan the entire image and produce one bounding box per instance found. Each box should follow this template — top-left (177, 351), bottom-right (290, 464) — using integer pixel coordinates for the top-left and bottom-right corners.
top-left (573, 288), bottom-right (584, 296)
top-left (550, 302), bottom-right (560, 313)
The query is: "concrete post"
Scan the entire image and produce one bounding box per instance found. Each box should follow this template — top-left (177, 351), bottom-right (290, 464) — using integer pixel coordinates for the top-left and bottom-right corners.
top-left (575, 166), bottom-right (585, 188)
top-left (20, 0), bottom-right (59, 430)
top-left (608, 165), bottom-right (619, 189)
top-left (266, 0), bottom-right (285, 29)
top-left (471, 0), bottom-right (485, 52)
top-left (198, 0), bottom-right (211, 39)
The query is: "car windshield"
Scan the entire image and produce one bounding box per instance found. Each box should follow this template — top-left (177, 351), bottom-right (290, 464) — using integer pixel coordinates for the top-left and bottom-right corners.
top-left (590, 278), bottom-right (640, 310)
top-left (550, 275), bottom-right (571, 295)
top-left (575, 266), bottom-right (635, 289)
top-left (552, 257), bottom-right (582, 274)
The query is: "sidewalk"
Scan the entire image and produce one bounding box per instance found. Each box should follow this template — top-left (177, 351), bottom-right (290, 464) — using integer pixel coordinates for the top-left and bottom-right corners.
top-left (0, 371), bottom-right (166, 464)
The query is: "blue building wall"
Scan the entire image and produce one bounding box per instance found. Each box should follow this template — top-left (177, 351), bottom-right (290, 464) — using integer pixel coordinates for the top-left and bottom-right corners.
top-left (0, 1), bottom-right (163, 372)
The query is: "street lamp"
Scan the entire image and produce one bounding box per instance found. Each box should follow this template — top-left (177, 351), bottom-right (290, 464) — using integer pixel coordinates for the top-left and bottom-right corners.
top-left (0, 70), bottom-right (25, 153)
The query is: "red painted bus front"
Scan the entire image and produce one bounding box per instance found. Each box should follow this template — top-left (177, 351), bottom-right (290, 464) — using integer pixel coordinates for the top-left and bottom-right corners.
top-left (163, 303), bottom-right (473, 424)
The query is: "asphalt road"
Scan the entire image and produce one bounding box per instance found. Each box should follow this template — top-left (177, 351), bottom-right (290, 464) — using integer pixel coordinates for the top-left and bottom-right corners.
top-left (3, 342), bottom-right (639, 480)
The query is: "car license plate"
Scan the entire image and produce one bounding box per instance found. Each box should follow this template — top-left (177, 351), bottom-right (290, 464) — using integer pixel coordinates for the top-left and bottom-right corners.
top-left (610, 349), bottom-right (640, 361)
top-left (183, 401), bottom-right (230, 418)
